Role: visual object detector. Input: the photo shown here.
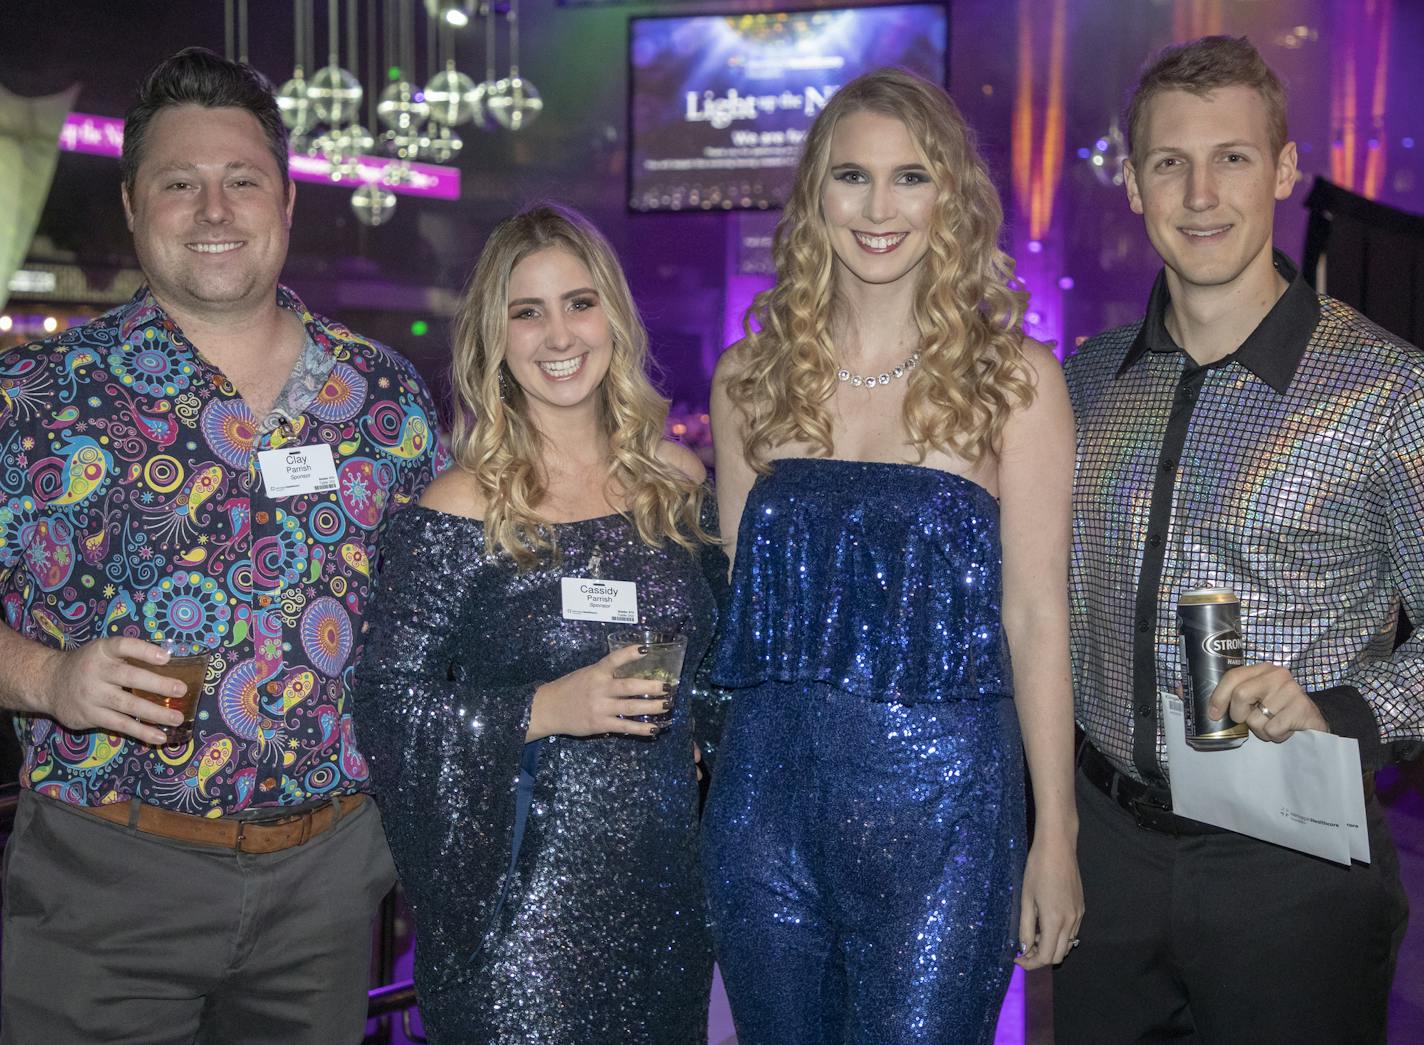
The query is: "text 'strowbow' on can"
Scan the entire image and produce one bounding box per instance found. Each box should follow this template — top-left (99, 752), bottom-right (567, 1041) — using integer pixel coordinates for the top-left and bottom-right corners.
top-left (1177, 587), bottom-right (1249, 750)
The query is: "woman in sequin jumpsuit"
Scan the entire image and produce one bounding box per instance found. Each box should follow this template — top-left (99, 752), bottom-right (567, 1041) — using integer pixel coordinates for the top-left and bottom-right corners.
top-left (353, 205), bottom-right (723, 1043)
top-left (704, 70), bottom-right (1085, 1043)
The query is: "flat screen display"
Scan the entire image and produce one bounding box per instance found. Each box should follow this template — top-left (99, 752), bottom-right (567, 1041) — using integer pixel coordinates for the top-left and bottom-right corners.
top-left (628, 4), bottom-right (949, 212)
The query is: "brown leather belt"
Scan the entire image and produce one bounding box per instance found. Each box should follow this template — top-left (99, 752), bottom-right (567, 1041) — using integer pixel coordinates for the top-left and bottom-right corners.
top-left (80, 793), bottom-right (366, 854)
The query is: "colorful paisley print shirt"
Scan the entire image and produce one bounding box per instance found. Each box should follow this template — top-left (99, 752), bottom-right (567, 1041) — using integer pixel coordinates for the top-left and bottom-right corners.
top-left (0, 285), bottom-right (445, 814)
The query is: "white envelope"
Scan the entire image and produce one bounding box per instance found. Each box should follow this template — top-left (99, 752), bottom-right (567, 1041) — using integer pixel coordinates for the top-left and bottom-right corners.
top-left (1160, 694), bottom-right (1369, 866)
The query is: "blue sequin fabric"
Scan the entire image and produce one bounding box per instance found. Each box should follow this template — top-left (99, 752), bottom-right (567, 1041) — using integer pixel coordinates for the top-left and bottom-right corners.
top-left (353, 505), bottom-right (721, 1044)
top-left (704, 458), bottom-right (1023, 1044)
top-left (712, 457), bottom-right (1010, 704)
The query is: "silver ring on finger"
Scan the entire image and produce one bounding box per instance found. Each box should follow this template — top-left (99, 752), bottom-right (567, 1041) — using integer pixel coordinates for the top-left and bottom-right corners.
top-left (1257, 703), bottom-right (1275, 719)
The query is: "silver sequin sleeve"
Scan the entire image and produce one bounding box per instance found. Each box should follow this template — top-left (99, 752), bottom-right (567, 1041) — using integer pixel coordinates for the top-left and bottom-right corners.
top-left (351, 508), bottom-right (536, 998)
top-left (1069, 295), bottom-right (1424, 779)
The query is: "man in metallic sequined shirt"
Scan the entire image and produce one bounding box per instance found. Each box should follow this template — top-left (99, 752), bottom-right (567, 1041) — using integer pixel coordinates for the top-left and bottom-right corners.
top-left (0, 49), bottom-right (443, 1042)
top-left (1055, 35), bottom-right (1416, 1044)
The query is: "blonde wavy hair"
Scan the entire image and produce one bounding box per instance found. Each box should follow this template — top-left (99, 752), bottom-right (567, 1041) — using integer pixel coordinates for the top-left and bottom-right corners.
top-left (448, 203), bottom-right (709, 566)
top-left (728, 68), bottom-right (1033, 472)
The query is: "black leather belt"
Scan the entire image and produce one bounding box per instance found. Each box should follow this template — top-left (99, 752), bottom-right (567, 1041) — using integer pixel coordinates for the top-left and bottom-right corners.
top-left (1078, 739), bottom-right (1223, 837)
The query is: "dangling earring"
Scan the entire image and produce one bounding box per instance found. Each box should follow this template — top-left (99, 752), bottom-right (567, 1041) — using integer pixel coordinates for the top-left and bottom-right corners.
top-left (497, 367), bottom-right (511, 401)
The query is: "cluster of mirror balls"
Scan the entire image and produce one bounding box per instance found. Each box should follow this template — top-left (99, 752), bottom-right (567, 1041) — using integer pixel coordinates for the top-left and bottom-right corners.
top-left (277, 61), bottom-right (541, 225)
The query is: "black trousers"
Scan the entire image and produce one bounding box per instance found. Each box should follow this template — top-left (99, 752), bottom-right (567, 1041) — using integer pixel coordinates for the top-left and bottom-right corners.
top-left (1053, 767), bottom-right (1409, 1045)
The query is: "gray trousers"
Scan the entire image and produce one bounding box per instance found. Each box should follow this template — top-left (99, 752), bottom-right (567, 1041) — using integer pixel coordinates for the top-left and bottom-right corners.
top-left (1, 790), bottom-right (396, 1045)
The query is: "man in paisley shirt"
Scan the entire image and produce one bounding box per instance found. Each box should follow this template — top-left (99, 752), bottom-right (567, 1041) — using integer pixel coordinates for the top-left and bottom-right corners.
top-left (1056, 37), bottom-right (1415, 1043)
top-left (0, 48), bottom-right (443, 1042)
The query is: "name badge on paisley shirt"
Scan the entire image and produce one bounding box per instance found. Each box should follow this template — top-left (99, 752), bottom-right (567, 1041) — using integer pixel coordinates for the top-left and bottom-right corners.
top-left (258, 444), bottom-right (340, 497)
top-left (561, 577), bottom-right (638, 623)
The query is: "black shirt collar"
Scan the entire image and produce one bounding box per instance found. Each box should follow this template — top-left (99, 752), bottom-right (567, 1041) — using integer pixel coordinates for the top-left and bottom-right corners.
top-left (1116, 249), bottom-right (1321, 393)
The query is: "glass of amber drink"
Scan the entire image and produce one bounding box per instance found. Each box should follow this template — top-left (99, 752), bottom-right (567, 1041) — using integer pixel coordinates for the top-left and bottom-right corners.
top-left (128, 642), bottom-right (213, 746)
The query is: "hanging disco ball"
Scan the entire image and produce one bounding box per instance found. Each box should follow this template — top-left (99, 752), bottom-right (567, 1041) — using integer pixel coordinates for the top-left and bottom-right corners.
top-left (380, 130), bottom-right (424, 161)
top-left (276, 71), bottom-right (314, 135)
top-left (351, 184), bottom-right (397, 226)
top-left (425, 126), bottom-right (464, 163)
top-left (332, 123), bottom-right (375, 160)
top-left (424, 66), bottom-right (482, 127)
top-left (1086, 123), bottom-right (1130, 188)
top-left (322, 124), bottom-right (373, 181)
top-left (423, 0), bottom-right (477, 29)
top-left (467, 80), bottom-right (496, 132)
top-left (310, 128), bottom-right (340, 162)
top-left (307, 65), bottom-right (364, 125)
top-left (382, 160), bottom-right (415, 188)
top-left (377, 81), bottom-right (431, 132)
top-left (486, 75), bottom-right (542, 131)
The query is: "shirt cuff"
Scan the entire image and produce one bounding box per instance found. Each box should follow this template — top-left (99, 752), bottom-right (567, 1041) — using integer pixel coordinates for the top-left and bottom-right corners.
top-left (1311, 685), bottom-right (1387, 771)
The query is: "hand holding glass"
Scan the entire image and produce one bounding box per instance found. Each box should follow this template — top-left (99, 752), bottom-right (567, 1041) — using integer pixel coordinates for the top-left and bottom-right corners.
top-left (606, 629), bottom-right (687, 728)
top-left (126, 642), bottom-right (213, 746)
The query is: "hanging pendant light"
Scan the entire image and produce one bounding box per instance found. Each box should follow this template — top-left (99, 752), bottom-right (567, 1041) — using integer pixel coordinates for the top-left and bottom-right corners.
top-left (424, 0), bottom-right (476, 28)
top-left (486, 0), bottom-right (541, 131)
top-left (276, 2), bottom-right (315, 143)
top-left (277, 69), bottom-right (315, 136)
top-left (376, 0), bottom-right (431, 161)
top-left (352, 183), bottom-right (397, 226)
top-left (327, 122), bottom-right (375, 181)
top-left (308, 0), bottom-right (363, 125)
top-left (425, 61), bottom-right (481, 126)
top-left (425, 125), bottom-right (464, 162)
top-left (377, 79), bottom-right (430, 132)
top-left (470, 0), bottom-right (501, 132)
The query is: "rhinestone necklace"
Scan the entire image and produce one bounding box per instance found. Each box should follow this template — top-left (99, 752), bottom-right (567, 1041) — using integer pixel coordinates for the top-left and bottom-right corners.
top-left (836, 351), bottom-right (920, 390)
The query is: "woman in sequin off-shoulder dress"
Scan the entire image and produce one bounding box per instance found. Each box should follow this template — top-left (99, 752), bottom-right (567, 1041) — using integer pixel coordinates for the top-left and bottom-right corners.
top-left (353, 205), bottom-right (724, 1044)
top-left (704, 70), bottom-right (1085, 1044)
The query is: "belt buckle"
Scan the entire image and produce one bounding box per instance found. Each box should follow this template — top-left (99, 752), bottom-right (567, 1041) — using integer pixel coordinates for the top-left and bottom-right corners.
top-left (234, 819), bottom-right (251, 852)
top-left (1128, 794), bottom-right (1175, 833)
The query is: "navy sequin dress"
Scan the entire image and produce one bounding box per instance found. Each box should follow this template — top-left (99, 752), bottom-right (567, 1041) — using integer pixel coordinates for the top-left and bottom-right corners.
top-left (354, 505), bottom-right (724, 1044)
top-left (704, 458), bottom-right (1025, 1044)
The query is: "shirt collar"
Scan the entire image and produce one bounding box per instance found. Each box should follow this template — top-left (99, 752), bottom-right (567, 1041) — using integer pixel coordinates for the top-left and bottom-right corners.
top-left (114, 284), bottom-right (342, 434)
top-left (116, 283), bottom-right (333, 353)
top-left (1115, 249), bottom-right (1321, 394)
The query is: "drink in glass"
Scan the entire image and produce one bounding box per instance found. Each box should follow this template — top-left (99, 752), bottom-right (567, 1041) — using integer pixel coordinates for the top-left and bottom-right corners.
top-left (128, 644), bottom-right (212, 746)
top-left (606, 629), bottom-right (687, 728)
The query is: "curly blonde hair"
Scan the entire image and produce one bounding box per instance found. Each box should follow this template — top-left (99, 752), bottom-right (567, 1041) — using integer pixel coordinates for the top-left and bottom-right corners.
top-left (728, 68), bottom-right (1033, 472)
top-left (448, 203), bottom-right (709, 566)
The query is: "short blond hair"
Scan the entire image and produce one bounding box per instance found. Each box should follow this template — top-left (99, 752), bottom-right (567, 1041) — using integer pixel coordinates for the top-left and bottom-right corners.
top-left (1127, 35), bottom-right (1288, 169)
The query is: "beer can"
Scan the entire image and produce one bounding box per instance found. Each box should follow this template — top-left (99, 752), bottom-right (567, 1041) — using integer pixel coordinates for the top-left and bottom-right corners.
top-left (1177, 588), bottom-right (1249, 750)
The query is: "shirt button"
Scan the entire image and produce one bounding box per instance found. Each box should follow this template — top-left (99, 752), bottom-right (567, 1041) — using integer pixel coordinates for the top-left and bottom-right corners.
top-left (1161, 458), bottom-right (1175, 472)
top-left (1137, 703), bottom-right (1153, 716)
top-left (1148, 532), bottom-right (1163, 548)
top-left (1136, 616), bottom-right (1150, 633)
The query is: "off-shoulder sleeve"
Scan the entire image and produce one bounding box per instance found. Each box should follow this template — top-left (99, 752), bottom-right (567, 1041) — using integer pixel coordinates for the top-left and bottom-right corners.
top-left (690, 486), bottom-right (733, 774)
top-left (350, 508), bottom-right (535, 994)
